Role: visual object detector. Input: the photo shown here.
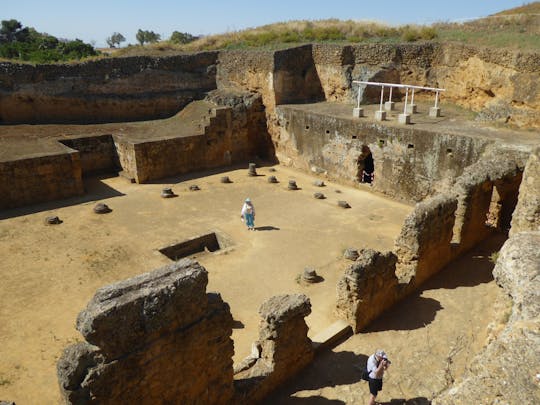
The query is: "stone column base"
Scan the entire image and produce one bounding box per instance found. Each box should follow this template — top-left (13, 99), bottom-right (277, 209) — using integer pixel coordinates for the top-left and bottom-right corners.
top-left (398, 113), bottom-right (411, 124)
top-left (406, 104), bottom-right (417, 114)
top-left (384, 101), bottom-right (395, 111)
top-left (429, 107), bottom-right (441, 117)
top-left (375, 110), bottom-right (386, 121)
top-left (353, 107), bottom-right (364, 118)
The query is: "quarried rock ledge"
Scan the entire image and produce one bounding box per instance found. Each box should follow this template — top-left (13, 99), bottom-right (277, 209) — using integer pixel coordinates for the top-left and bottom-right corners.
top-left (57, 259), bottom-right (234, 404)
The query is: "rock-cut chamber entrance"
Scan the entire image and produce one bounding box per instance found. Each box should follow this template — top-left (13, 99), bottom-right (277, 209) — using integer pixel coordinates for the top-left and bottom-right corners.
top-left (356, 145), bottom-right (374, 184)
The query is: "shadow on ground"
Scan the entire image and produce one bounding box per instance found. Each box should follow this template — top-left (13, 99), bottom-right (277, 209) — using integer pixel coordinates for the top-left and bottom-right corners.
top-left (145, 160), bottom-right (277, 185)
top-left (262, 351), bottom-right (367, 404)
top-left (255, 225), bottom-right (280, 231)
top-left (381, 398), bottom-right (431, 405)
top-left (423, 233), bottom-right (506, 290)
top-left (364, 296), bottom-right (442, 332)
top-left (0, 175), bottom-right (125, 220)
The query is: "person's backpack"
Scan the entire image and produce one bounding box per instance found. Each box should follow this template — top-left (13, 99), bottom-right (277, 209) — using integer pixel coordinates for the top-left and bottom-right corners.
top-left (361, 368), bottom-right (370, 381)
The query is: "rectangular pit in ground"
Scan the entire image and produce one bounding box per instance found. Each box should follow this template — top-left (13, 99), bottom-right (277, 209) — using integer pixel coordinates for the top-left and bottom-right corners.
top-left (159, 232), bottom-right (231, 261)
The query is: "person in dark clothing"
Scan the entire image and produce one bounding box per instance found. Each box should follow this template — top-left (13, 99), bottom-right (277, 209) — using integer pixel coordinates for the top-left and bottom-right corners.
top-left (362, 148), bottom-right (375, 184)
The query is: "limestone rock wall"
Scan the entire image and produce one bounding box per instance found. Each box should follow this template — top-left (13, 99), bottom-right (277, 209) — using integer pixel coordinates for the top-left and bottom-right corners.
top-left (59, 135), bottom-right (119, 176)
top-left (452, 147), bottom-right (526, 253)
top-left (335, 250), bottom-right (399, 333)
top-left (510, 147), bottom-right (540, 235)
top-left (430, 44), bottom-right (540, 129)
top-left (57, 259), bottom-right (234, 404)
top-left (0, 53), bottom-right (218, 124)
top-left (0, 151), bottom-right (84, 210)
top-left (205, 89), bottom-right (274, 160)
top-left (275, 105), bottom-right (491, 202)
top-left (234, 294), bottom-right (314, 403)
top-left (395, 194), bottom-right (458, 285)
top-left (433, 231), bottom-right (540, 405)
top-left (310, 43), bottom-right (539, 129)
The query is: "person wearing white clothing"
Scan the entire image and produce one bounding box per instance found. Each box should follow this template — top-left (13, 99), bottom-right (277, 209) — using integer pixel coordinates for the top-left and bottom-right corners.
top-left (366, 349), bottom-right (390, 405)
top-left (240, 198), bottom-right (256, 230)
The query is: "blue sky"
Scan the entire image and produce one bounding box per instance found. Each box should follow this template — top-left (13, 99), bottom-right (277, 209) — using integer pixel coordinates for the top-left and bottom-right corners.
top-left (2, 0), bottom-right (529, 47)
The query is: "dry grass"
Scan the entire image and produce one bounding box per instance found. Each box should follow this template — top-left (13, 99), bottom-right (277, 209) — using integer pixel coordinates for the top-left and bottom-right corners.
top-left (112, 10), bottom-right (539, 58)
top-left (114, 19), bottom-right (441, 57)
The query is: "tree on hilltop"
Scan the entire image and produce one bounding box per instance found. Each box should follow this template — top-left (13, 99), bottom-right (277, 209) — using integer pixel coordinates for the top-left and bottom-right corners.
top-left (0, 19), bottom-right (97, 62)
top-left (0, 19), bottom-right (29, 43)
top-left (136, 29), bottom-right (161, 46)
top-left (106, 32), bottom-right (126, 48)
top-left (170, 31), bottom-right (198, 44)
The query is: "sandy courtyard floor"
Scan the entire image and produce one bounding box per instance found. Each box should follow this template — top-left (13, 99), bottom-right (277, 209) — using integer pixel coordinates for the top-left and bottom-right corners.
top-left (0, 164), bottom-right (411, 404)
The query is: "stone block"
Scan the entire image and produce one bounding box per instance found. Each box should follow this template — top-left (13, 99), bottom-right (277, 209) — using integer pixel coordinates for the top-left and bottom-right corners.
top-left (352, 107), bottom-right (364, 118)
top-left (76, 259), bottom-right (209, 359)
top-left (429, 107), bottom-right (441, 117)
top-left (384, 101), bottom-right (395, 111)
top-left (398, 113), bottom-right (411, 124)
top-left (406, 104), bottom-right (417, 114)
top-left (58, 259), bottom-right (235, 404)
top-left (374, 110), bottom-right (386, 121)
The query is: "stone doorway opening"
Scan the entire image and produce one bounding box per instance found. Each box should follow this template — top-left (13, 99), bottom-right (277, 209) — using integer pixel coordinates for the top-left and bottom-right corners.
top-left (357, 145), bottom-right (374, 184)
top-left (159, 232), bottom-right (233, 261)
top-left (485, 175), bottom-right (522, 232)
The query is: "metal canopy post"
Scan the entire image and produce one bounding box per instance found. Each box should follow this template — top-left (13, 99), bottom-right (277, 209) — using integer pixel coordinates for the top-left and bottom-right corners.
top-left (403, 87), bottom-right (409, 114)
top-left (411, 89), bottom-right (415, 107)
top-left (379, 86), bottom-right (384, 111)
top-left (434, 91), bottom-right (439, 108)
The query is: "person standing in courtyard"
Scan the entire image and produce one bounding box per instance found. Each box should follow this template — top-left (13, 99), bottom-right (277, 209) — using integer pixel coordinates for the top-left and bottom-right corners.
top-left (240, 197), bottom-right (256, 230)
top-left (366, 349), bottom-right (390, 405)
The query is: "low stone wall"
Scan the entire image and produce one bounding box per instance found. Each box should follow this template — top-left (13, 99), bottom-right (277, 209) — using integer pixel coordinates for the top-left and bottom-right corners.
top-left (510, 147), bottom-right (540, 235)
top-left (452, 147), bottom-right (526, 253)
top-left (336, 250), bottom-right (398, 333)
top-left (275, 105), bottom-right (491, 202)
top-left (0, 151), bottom-right (84, 210)
top-left (57, 268), bottom-right (316, 404)
top-left (113, 102), bottom-right (253, 184)
top-left (0, 53), bottom-right (218, 124)
top-left (57, 259), bottom-right (234, 404)
top-left (433, 231), bottom-right (540, 405)
top-left (395, 194), bottom-right (458, 285)
top-left (59, 135), bottom-right (119, 176)
top-left (234, 294), bottom-right (314, 403)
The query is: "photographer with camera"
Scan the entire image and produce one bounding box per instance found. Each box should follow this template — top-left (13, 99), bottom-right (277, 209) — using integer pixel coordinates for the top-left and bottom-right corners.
top-left (366, 349), bottom-right (391, 405)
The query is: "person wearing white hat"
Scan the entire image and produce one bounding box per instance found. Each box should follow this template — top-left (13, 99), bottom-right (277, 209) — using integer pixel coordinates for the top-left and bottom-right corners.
top-left (240, 198), bottom-right (256, 230)
top-left (366, 349), bottom-right (390, 404)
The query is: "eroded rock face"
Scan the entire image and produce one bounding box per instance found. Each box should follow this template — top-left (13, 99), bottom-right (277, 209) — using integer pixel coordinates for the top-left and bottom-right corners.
top-left (235, 294), bottom-right (314, 403)
top-left (336, 249), bottom-right (398, 333)
top-left (433, 232), bottom-right (540, 405)
top-left (510, 147), bottom-right (540, 235)
top-left (394, 194), bottom-right (458, 285)
top-left (58, 259), bottom-right (234, 405)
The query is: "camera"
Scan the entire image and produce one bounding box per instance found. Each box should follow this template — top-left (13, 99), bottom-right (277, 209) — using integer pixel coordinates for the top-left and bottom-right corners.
top-left (382, 358), bottom-right (391, 365)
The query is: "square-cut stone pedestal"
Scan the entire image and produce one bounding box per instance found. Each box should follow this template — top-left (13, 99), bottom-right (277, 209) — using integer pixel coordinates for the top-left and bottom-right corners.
top-left (353, 107), bottom-right (364, 118)
top-left (375, 110), bottom-right (386, 121)
top-left (398, 113), bottom-right (411, 124)
top-left (429, 107), bottom-right (441, 117)
top-left (384, 101), bottom-right (395, 111)
top-left (406, 104), bottom-right (417, 114)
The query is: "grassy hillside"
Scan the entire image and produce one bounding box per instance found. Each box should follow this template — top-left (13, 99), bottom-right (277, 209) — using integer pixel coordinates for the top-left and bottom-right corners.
top-left (434, 1), bottom-right (540, 50)
top-left (115, 5), bottom-right (539, 58)
top-left (492, 1), bottom-right (540, 15)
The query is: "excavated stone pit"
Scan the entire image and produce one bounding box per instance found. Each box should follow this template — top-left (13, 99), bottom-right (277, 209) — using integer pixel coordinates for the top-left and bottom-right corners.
top-left (0, 43), bottom-right (538, 404)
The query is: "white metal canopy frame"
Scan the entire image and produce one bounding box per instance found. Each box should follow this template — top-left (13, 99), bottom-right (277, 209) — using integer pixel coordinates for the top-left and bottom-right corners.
top-left (352, 80), bottom-right (446, 115)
